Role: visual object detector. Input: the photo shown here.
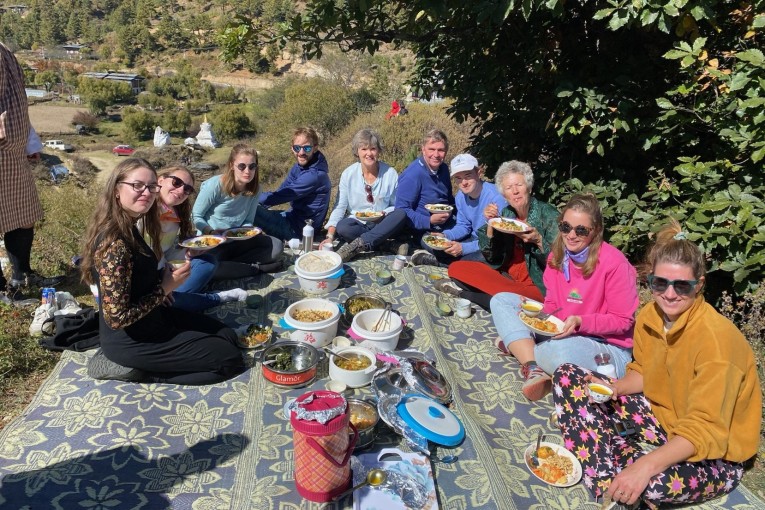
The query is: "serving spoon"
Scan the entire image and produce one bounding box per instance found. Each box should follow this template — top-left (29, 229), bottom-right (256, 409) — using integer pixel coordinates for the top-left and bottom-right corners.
top-left (529, 431), bottom-right (543, 468)
top-left (322, 347), bottom-right (355, 363)
top-left (333, 468), bottom-right (388, 501)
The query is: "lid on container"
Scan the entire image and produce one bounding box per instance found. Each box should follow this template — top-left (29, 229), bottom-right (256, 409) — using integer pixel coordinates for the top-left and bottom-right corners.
top-left (403, 359), bottom-right (452, 404)
top-left (290, 391), bottom-right (348, 435)
top-left (396, 393), bottom-right (465, 447)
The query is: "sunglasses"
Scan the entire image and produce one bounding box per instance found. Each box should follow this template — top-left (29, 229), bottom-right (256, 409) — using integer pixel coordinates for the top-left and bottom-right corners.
top-left (646, 275), bottom-right (700, 296)
top-left (166, 175), bottom-right (195, 195)
top-left (364, 184), bottom-right (374, 204)
top-left (119, 181), bottom-right (161, 193)
top-left (292, 144), bottom-right (313, 154)
top-left (558, 221), bottom-right (593, 237)
top-left (235, 162), bottom-right (258, 171)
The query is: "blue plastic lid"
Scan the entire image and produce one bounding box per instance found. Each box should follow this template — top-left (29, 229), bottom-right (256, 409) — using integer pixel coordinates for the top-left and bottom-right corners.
top-left (396, 393), bottom-right (465, 447)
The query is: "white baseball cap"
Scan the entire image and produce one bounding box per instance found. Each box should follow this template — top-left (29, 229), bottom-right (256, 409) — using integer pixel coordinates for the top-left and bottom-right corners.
top-left (450, 153), bottom-right (479, 177)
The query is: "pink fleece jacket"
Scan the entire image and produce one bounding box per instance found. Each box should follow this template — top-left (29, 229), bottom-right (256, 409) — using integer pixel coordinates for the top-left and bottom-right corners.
top-left (542, 242), bottom-right (638, 348)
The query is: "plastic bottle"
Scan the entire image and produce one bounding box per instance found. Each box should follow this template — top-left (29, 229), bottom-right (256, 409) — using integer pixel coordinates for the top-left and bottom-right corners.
top-left (594, 353), bottom-right (616, 379)
top-left (302, 220), bottom-right (314, 253)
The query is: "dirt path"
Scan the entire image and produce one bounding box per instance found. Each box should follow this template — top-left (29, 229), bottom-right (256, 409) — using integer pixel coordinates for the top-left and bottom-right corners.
top-left (75, 150), bottom-right (118, 184)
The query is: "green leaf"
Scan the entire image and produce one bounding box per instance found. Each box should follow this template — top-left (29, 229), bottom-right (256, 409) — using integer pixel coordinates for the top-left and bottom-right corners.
top-left (728, 73), bottom-right (751, 92)
top-left (736, 49), bottom-right (765, 66)
top-left (656, 97), bottom-right (674, 109)
top-left (593, 8), bottom-right (615, 20)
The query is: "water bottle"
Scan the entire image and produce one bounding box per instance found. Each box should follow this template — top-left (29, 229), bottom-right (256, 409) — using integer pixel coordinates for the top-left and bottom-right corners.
top-left (302, 220), bottom-right (314, 253)
top-left (594, 353), bottom-right (616, 379)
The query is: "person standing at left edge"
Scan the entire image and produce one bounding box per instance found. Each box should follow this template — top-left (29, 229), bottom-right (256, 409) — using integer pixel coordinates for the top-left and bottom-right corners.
top-left (0, 42), bottom-right (63, 306)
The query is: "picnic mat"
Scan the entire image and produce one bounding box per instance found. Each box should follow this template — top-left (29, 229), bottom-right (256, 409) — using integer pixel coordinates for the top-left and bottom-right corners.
top-left (0, 254), bottom-right (762, 509)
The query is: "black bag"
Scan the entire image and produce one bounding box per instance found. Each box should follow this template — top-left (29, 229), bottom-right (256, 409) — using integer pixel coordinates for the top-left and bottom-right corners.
top-left (39, 307), bottom-right (100, 352)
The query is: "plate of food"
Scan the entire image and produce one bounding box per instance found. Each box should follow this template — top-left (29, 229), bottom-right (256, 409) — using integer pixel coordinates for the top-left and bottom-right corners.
top-left (489, 217), bottom-right (531, 234)
top-left (237, 323), bottom-right (273, 349)
top-left (524, 441), bottom-right (582, 487)
top-left (224, 227), bottom-right (262, 240)
top-left (422, 235), bottom-right (451, 251)
top-left (354, 210), bottom-right (385, 222)
top-left (518, 312), bottom-right (564, 336)
top-left (178, 235), bottom-right (226, 250)
top-left (424, 204), bottom-right (454, 214)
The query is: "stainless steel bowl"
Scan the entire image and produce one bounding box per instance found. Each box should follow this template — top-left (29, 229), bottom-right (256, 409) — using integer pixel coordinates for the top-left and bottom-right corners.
top-left (348, 398), bottom-right (379, 450)
top-left (260, 341), bottom-right (320, 388)
top-left (343, 293), bottom-right (386, 323)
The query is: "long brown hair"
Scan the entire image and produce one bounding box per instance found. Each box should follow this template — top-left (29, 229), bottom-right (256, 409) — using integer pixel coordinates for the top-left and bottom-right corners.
top-left (548, 193), bottom-right (604, 278)
top-left (158, 166), bottom-right (195, 241)
top-left (642, 218), bottom-right (706, 288)
top-left (220, 143), bottom-right (259, 196)
top-left (80, 158), bottom-right (162, 285)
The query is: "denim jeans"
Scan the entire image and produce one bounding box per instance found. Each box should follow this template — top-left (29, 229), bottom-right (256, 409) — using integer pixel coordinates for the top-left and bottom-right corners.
top-left (418, 236), bottom-right (486, 266)
top-left (253, 207), bottom-right (297, 241)
top-left (171, 255), bottom-right (221, 313)
top-left (490, 292), bottom-right (633, 377)
top-left (336, 209), bottom-right (408, 249)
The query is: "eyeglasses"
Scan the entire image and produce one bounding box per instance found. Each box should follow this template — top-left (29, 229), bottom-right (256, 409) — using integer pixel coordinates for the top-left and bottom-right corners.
top-left (558, 221), bottom-right (593, 237)
top-left (118, 181), bottom-right (161, 193)
top-left (292, 144), bottom-right (313, 154)
top-left (365, 184), bottom-right (374, 204)
top-left (235, 162), bottom-right (258, 171)
top-left (166, 175), bottom-right (195, 195)
top-left (646, 275), bottom-right (699, 296)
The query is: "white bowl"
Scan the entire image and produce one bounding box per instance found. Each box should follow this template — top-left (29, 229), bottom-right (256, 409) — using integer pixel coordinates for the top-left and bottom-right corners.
top-left (295, 251), bottom-right (342, 278)
top-left (283, 298), bottom-right (341, 348)
top-left (588, 383), bottom-right (614, 404)
top-left (351, 309), bottom-right (403, 351)
top-left (328, 346), bottom-right (377, 388)
top-left (521, 300), bottom-right (543, 317)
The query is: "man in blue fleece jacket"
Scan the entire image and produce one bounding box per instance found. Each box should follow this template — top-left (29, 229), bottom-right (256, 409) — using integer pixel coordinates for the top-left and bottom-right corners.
top-left (256, 127), bottom-right (331, 240)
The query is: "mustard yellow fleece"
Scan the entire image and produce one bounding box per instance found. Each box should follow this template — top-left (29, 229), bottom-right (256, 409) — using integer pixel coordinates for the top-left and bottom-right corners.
top-left (627, 295), bottom-right (761, 463)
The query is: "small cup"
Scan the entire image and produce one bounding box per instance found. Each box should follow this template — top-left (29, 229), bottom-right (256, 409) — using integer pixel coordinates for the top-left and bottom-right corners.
top-left (392, 255), bottom-right (407, 270)
top-left (455, 298), bottom-right (472, 318)
top-left (326, 380), bottom-right (348, 394)
top-left (332, 336), bottom-right (352, 349)
top-left (168, 259), bottom-right (187, 270)
top-left (521, 301), bottom-right (542, 317)
top-left (588, 382), bottom-right (614, 404)
top-left (321, 242), bottom-right (334, 251)
top-left (376, 270), bottom-right (392, 285)
top-left (436, 298), bottom-right (452, 316)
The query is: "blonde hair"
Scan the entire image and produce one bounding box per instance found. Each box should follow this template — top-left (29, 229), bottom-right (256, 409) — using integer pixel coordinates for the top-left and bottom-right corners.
top-left (642, 219), bottom-right (706, 283)
top-left (158, 166), bottom-right (195, 241)
top-left (548, 193), bottom-right (604, 278)
top-left (221, 143), bottom-right (259, 196)
top-left (80, 158), bottom-right (162, 285)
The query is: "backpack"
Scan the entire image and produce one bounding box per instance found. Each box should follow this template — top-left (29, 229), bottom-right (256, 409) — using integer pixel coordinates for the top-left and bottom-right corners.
top-left (39, 307), bottom-right (100, 352)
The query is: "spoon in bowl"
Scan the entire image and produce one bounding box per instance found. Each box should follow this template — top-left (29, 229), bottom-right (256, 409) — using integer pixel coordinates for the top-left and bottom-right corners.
top-left (529, 431), bottom-right (543, 468)
top-left (333, 468), bottom-right (388, 501)
top-left (322, 347), bottom-right (355, 363)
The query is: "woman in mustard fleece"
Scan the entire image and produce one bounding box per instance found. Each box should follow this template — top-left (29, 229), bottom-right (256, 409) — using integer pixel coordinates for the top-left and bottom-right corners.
top-left (551, 220), bottom-right (761, 509)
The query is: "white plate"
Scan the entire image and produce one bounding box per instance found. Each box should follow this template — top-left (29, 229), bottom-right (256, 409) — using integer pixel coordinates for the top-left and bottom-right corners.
top-left (354, 211), bottom-right (385, 223)
top-left (424, 204), bottom-right (454, 214)
top-left (489, 217), bottom-right (531, 234)
top-left (178, 235), bottom-right (226, 250)
top-left (422, 235), bottom-right (450, 251)
top-left (524, 441), bottom-right (582, 488)
top-left (224, 227), bottom-right (262, 240)
top-left (518, 312), bottom-right (564, 336)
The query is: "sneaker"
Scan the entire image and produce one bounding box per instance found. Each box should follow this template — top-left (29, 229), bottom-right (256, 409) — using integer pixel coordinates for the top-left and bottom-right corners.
top-left (87, 349), bottom-right (147, 382)
top-left (216, 288), bottom-right (248, 303)
top-left (410, 249), bottom-right (438, 266)
top-left (494, 336), bottom-right (511, 356)
top-left (521, 363), bottom-right (552, 401)
top-left (29, 304), bottom-right (54, 337)
top-left (11, 272), bottom-right (65, 289)
top-left (53, 291), bottom-right (82, 315)
top-left (1, 286), bottom-right (38, 307)
top-left (336, 237), bottom-right (367, 262)
top-left (378, 239), bottom-right (410, 256)
top-left (434, 278), bottom-right (462, 297)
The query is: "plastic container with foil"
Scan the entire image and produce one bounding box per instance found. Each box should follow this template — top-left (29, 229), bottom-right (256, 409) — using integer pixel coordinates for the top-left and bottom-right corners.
top-left (291, 391), bottom-right (358, 502)
top-left (281, 298), bottom-right (341, 348)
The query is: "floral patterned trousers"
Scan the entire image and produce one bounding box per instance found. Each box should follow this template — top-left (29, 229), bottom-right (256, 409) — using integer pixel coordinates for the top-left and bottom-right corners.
top-left (551, 363), bottom-right (743, 509)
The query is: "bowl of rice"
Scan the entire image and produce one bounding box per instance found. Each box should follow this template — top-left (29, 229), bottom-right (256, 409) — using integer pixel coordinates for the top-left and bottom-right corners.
top-left (282, 298), bottom-right (341, 347)
top-left (294, 251), bottom-right (344, 295)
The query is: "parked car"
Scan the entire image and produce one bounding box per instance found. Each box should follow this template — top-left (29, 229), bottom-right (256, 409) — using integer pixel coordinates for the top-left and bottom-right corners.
top-left (43, 140), bottom-right (74, 152)
top-left (112, 145), bottom-right (135, 156)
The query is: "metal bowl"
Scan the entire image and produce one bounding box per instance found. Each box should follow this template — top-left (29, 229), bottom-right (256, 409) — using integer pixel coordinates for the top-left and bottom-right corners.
top-left (260, 341), bottom-right (320, 388)
top-left (343, 293), bottom-right (386, 323)
top-left (348, 399), bottom-right (379, 450)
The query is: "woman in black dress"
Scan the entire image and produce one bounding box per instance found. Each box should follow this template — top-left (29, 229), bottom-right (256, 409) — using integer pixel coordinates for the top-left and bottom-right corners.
top-left (80, 158), bottom-right (244, 385)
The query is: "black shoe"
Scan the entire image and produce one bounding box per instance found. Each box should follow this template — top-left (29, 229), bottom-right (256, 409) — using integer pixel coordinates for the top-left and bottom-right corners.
top-left (378, 239), bottom-right (410, 256)
top-left (87, 349), bottom-right (148, 382)
top-left (10, 272), bottom-right (65, 289)
top-left (411, 249), bottom-right (438, 266)
top-left (0, 286), bottom-right (39, 307)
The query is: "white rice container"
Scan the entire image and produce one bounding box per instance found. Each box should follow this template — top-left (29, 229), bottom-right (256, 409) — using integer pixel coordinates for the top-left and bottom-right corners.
top-left (328, 346), bottom-right (378, 388)
top-left (294, 251), bottom-right (344, 295)
top-left (351, 309), bottom-right (403, 351)
top-left (283, 298), bottom-right (341, 348)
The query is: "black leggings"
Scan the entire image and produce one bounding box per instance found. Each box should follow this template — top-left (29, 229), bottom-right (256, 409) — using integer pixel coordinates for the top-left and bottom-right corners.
top-left (453, 279), bottom-right (492, 311)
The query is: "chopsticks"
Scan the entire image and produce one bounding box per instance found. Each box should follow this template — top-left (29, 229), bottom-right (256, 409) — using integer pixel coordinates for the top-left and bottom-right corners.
top-left (372, 305), bottom-right (392, 332)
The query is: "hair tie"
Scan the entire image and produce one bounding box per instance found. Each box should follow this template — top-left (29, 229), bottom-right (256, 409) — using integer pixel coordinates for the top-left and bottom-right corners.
top-left (673, 231), bottom-right (687, 240)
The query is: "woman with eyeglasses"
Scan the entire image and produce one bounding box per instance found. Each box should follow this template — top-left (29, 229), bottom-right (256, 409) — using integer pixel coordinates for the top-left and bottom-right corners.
top-left (254, 126), bottom-right (332, 240)
top-left (192, 144), bottom-right (284, 277)
top-left (551, 220), bottom-right (761, 509)
top-left (80, 158), bottom-right (245, 384)
top-left (321, 129), bottom-right (408, 262)
top-left (437, 160), bottom-right (558, 309)
top-left (147, 166), bottom-right (248, 311)
top-left (490, 193), bottom-right (638, 401)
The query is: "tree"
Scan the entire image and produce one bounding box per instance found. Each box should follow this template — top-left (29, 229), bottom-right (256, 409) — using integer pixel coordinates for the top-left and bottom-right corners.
top-left (122, 108), bottom-right (157, 142)
top-left (77, 77), bottom-right (133, 115)
top-left (218, 0), bottom-right (765, 296)
top-left (207, 105), bottom-right (253, 141)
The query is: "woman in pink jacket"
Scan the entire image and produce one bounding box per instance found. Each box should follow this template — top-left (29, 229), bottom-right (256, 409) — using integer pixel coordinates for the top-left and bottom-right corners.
top-left (490, 193), bottom-right (638, 401)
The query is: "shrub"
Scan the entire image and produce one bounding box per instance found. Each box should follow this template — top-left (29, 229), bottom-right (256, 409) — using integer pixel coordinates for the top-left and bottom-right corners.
top-left (71, 111), bottom-right (100, 130)
top-left (207, 105), bottom-right (253, 142)
top-left (122, 108), bottom-right (159, 142)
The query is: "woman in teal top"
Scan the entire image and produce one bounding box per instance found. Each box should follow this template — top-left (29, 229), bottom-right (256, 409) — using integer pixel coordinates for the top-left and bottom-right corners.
top-left (192, 144), bottom-right (284, 277)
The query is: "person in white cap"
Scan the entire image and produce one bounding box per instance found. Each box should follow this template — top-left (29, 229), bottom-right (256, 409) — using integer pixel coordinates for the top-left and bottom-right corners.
top-left (410, 153), bottom-right (505, 266)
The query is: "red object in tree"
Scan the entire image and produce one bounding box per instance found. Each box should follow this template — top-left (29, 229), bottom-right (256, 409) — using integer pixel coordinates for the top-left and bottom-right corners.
top-left (386, 100), bottom-right (401, 120)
